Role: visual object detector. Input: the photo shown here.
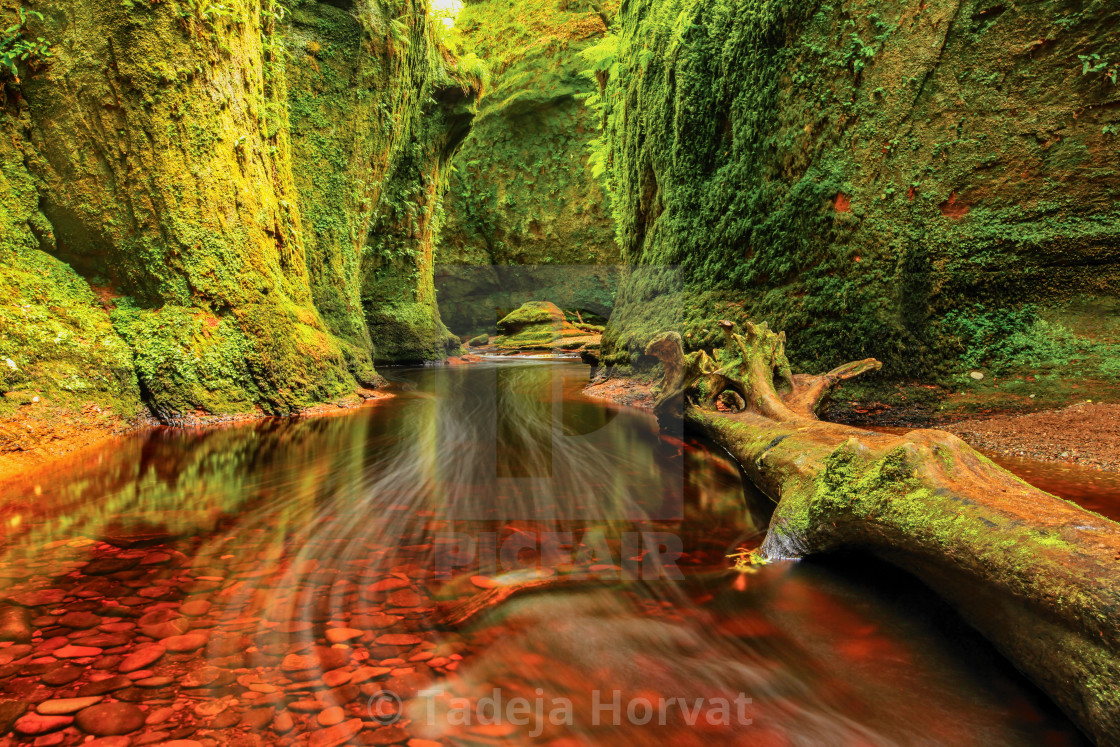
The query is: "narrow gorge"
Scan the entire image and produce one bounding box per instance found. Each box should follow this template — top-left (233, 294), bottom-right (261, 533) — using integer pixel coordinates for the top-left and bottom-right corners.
top-left (0, 1), bottom-right (1118, 746)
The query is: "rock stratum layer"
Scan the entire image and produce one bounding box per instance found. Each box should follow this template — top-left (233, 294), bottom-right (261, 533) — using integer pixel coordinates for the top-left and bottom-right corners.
top-left (0, 0), bottom-right (478, 450)
top-left (597, 0), bottom-right (1120, 380)
top-left (434, 0), bottom-right (621, 337)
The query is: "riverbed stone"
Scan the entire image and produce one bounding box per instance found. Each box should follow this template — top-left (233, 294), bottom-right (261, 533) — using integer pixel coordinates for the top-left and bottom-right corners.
top-left (325, 627), bottom-right (362, 644)
top-left (365, 578), bottom-right (409, 595)
top-left (82, 558), bottom-right (138, 576)
top-left (76, 676), bottom-right (131, 697)
top-left (362, 725), bottom-right (411, 745)
top-left (272, 711), bottom-right (294, 733)
top-left (58, 611), bottom-right (102, 629)
top-left (317, 706), bottom-right (345, 726)
top-left (40, 663), bottom-right (83, 686)
top-left (180, 666), bottom-right (223, 688)
top-left (74, 702), bottom-right (145, 735)
top-left (161, 632), bottom-right (208, 652)
top-left (0, 605), bottom-right (33, 642)
top-left (14, 712), bottom-right (73, 735)
top-left (179, 600), bottom-right (211, 617)
top-left (36, 696), bottom-right (103, 715)
top-left (119, 644), bottom-right (165, 673)
top-left (386, 590), bottom-right (422, 608)
top-left (0, 700), bottom-right (28, 733)
top-left (375, 634), bottom-right (421, 646)
top-left (137, 609), bottom-right (189, 639)
top-left (309, 718), bottom-right (363, 747)
top-left (54, 644), bottom-right (102, 658)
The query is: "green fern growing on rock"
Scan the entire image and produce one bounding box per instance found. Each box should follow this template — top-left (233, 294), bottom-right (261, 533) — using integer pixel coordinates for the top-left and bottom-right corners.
top-left (0, 8), bottom-right (51, 84)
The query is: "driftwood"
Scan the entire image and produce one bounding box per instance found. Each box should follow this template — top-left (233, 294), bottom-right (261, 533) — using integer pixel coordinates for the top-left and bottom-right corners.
top-left (646, 322), bottom-right (1120, 745)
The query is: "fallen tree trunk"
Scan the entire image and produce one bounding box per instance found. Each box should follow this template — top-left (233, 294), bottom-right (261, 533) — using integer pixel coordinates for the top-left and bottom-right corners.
top-left (645, 324), bottom-right (1120, 745)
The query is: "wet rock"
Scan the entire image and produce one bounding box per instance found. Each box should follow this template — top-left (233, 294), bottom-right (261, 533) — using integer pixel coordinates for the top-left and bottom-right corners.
top-left (288, 699), bottom-right (324, 713)
top-left (0, 700), bottom-right (28, 733)
top-left (113, 686), bottom-right (151, 702)
top-left (144, 706), bottom-right (175, 725)
top-left (76, 676), bottom-right (132, 697)
top-left (211, 708), bottom-right (241, 729)
top-left (137, 609), bottom-right (190, 639)
top-left (92, 654), bottom-right (124, 670)
top-left (31, 732), bottom-right (67, 747)
top-left (79, 634), bottom-right (130, 648)
top-left (375, 634), bottom-right (421, 646)
top-left (82, 558), bottom-right (139, 576)
top-left (238, 707), bottom-right (274, 730)
top-left (281, 646), bottom-right (349, 673)
top-left (134, 675), bottom-right (175, 688)
top-left (58, 611), bottom-right (102, 629)
top-left (36, 696), bottom-right (103, 715)
top-left (386, 590), bottom-right (422, 608)
top-left (119, 644), bottom-right (166, 673)
top-left (100, 622), bottom-right (136, 633)
top-left (13, 712), bottom-right (73, 735)
top-left (351, 666), bottom-right (391, 684)
top-left (0, 605), bottom-right (33, 642)
top-left (317, 706), bottom-right (345, 726)
top-left (53, 644), bottom-right (103, 659)
top-left (179, 600), bottom-right (211, 617)
top-left (40, 663), bottom-right (83, 686)
top-left (180, 666), bottom-right (222, 688)
top-left (361, 725), bottom-right (411, 745)
top-left (309, 718), bottom-right (363, 747)
top-left (365, 578), bottom-right (409, 595)
top-left (325, 628), bottom-right (362, 644)
top-left (0, 643), bottom-right (31, 662)
top-left (272, 711), bottom-right (294, 733)
top-left (83, 738), bottom-right (133, 747)
top-left (350, 614), bottom-right (401, 630)
top-left (320, 684), bottom-right (360, 707)
top-left (8, 589), bottom-right (65, 607)
top-left (161, 632), bottom-right (208, 652)
top-left (74, 702), bottom-right (146, 735)
top-left (322, 669), bottom-right (351, 687)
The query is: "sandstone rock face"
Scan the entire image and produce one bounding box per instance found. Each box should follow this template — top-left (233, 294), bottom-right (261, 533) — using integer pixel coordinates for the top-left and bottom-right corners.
top-left (597, 0), bottom-right (1120, 382)
top-left (0, 1), bottom-right (478, 437)
top-left (435, 0), bottom-right (622, 337)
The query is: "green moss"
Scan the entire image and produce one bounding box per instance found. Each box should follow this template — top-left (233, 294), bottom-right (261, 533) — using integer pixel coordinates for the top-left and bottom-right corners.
top-left (595, 0), bottom-right (1120, 382)
top-left (0, 0), bottom-right (478, 425)
top-left (497, 300), bottom-right (561, 329)
top-left (0, 121), bottom-right (140, 423)
top-left (434, 0), bottom-right (622, 334)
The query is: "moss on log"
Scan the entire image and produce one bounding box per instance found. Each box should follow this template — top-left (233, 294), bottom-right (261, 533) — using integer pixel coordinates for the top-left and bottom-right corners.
top-left (646, 322), bottom-right (1120, 745)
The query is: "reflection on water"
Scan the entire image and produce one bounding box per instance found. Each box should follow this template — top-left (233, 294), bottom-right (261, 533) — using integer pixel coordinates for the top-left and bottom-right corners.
top-left (0, 361), bottom-right (1088, 746)
top-left (985, 453), bottom-right (1120, 522)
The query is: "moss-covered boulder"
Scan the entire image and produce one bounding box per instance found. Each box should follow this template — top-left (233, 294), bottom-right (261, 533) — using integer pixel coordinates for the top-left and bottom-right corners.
top-left (494, 300), bottom-right (596, 349)
top-left (434, 0), bottom-right (622, 335)
top-left (595, 0), bottom-right (1120, 385)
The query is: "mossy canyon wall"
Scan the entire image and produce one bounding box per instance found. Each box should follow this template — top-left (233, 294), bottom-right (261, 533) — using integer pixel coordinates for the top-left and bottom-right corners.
top-left (0, 0), bottom-right (477, 447)
top-left (434, 0), bottom-right (622, 337)
top-left (597, 0), bottom-right (1120, 386)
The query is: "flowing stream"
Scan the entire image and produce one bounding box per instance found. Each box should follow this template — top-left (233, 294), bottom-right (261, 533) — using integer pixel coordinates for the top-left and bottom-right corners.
top-left (0, 360), bottom-right (1091, 745)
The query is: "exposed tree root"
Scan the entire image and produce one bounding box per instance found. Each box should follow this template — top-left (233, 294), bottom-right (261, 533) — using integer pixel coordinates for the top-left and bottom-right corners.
top-left (646, 322), bottom-right (1120, 745)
